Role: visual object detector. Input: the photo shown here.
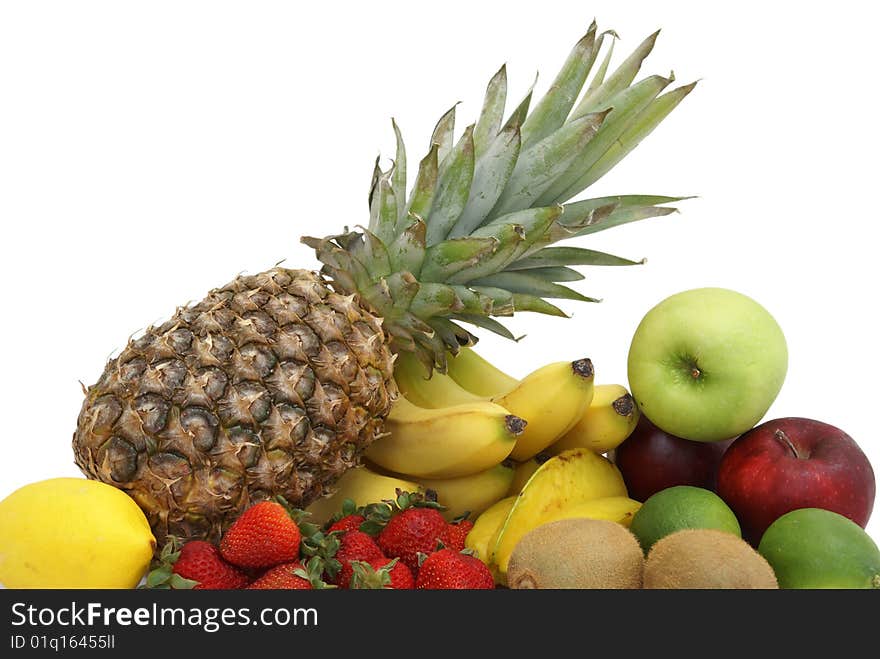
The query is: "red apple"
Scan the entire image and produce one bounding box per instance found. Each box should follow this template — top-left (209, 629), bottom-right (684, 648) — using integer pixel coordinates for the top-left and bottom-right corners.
top-left (612, 416), bottom-right (732, 502)
top-left (717, 417), bottom-right (875, 545)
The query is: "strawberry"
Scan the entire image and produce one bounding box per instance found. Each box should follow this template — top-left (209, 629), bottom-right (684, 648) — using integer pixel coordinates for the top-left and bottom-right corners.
top-left (332, 530), bottom-right (385, 588)
top-left (377, 507), bottom-right (448, 573)
top-left (145, 539), bottom-right (249, 590)
top-left (247, 561), bottom-right (313, 589)
top-left (415, 548), bottom-right (496, 590)
top-left (350, 557), bottom-right (414, 589)
top-left (219, 500), bottom-right (302, 569)
top-left (441, 519), bottom-right (475, 552)
top-left (328, 514), bottom-right (365, 534)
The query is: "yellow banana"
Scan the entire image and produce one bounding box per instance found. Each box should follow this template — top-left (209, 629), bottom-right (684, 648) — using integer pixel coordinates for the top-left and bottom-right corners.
top-left (497, 360), bottom-right (596, 461)
top-left (417, 463), bottom-right (515, 521)
top-left (393, 352), bottom-right (482, 408)
top-left (540, 496), bottom-right (642, 528)
top-left (365, 395), bottom-right (525, 479)
top-left (446, 347), bottom-right (519, 397)
top-left (466, 495), bottom-right (517, 584)
top-left (507, 454), bottom-right (551, 496)
top-left (548, 384), bottom-right (640, 455)
top-left (446, 348), bottom-right (596, 461)
top-left (305, 466), bottom-right (421, 525)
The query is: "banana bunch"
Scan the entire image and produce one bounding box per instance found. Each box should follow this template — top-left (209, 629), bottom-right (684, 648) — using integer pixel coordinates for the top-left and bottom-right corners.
top-left (328, 348), bottom-right (642, 528)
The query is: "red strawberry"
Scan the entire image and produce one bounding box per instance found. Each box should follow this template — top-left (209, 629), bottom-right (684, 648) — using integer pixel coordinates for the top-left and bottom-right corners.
top-left (171, 541), bottom-right (249, 590)
top-left (220, 500), bottom-right (302, 569)
top-left (441, 519), bottom-right (475, 552)
top-left (247, 562), bottom-right (312, 590)
top-left (377, 507), bottom-right (448, 573)
top-left (350, 557), bottom-right (415, 590)
top-left (333, 530), bottom-right (385, 588)
top-left (328, 514), bottom-right (365, 534)
top-left (415, 548), bottom-right (495, 590)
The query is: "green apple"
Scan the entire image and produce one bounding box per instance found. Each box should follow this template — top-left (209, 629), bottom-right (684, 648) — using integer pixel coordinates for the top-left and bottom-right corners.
top-left (627, 288), bottom-right (787, 442)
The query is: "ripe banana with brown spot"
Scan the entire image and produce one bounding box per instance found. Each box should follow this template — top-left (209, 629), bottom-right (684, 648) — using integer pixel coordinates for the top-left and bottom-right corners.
top-left (548, 384), bottom-right (640, 454)
top-left (364, 395), bottom-right (525, 479)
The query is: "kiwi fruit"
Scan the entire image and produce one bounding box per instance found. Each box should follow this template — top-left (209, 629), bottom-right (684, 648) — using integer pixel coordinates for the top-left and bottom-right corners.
top-left (644, 528), bottom-right (778, 589)
top-left (507, 518), bottom-right (644, 589)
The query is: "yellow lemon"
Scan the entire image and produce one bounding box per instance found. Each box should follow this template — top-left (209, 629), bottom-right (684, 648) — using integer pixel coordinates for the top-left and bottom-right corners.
top-left (0, 478), bottom-right (156, 588)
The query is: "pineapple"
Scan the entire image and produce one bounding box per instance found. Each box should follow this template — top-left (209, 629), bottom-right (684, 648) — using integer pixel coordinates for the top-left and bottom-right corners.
top-left (73, 23), bottom-right (696, 545)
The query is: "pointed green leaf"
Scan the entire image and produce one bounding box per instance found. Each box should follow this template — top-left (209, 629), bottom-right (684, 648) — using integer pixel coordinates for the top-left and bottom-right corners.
top-left (469, 271), bottom-right (599, 302)
top-left (556, 200), bottom-right (619, 231)
top-left (428, 318), bottom-right (477, 353)
top-left (426, 125), bottom-right (476, 245)
top-left (584, 30), bottom-right (617, 96)
top-left (369, 174), bottom-right (399, 244)
top-left (357, 276), bottom-right (395, 317)
top-left (572, 30), bottom-right (660, 119)
top-left (499, 78), bottom-right (535, 134)
top-left (470, 285), bottom-right (515, 316)
top-left (521, 23), bottom-right (598, 149)
top-left (387, 217), bottom-right (427, 275)
top-left (420, 237), bottom-right (500, 282)
top-left (360, 230), bottom-right (392, 279)
top-left (449, 285), bottom-right (494, 315)
top-left (492, 110), bottom-right (609, 216)
top-left (384, 271), bottom-right (420, 313)
top-left (514, 265), bottom-right (585, 282)
top-left (431, 104), bottom-right (457, 165)
top-left (532, 203), bottom-right (616, 253)
top-left (485, 205), bottom-right (564, 265)
top-left (450, 123), bottom-right (521, 237)
top-left (537, 74), bottom-right (673, 205)
top-left (450, 222), bottom-right (525, 284)
top-left (410, 283), bottom-right (464, 318)
top-left (565, 82), bottom-right (698, 196)
top-left (512, 294), bottom-right (569, 317)
top-left (491, 121), bottom-right (605, 218)
top-left (451, 313), bottom-right (519, 341)
top-left (507, 245), bottom-right (645, 269)
top-left (412, 329), bottom-right (448, 369)
top-left (407, 143), bottom-right (440, 221)
top-left (563, 194), bottom-right (690, 215)
top-left (572, 204), bottom-right (679, 238)
top-left (391, 119), bottom-right (407, 222)
top-left (473, 64), bottom-right (507, 158)
top-left (304, 235), bottom-right (374, 292)
top-left (368, 156), bottom-right (382, 210)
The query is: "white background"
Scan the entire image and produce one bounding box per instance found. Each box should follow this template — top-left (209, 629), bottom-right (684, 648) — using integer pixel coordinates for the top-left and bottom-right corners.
top-left (1, 1), bottom-right (877, 541)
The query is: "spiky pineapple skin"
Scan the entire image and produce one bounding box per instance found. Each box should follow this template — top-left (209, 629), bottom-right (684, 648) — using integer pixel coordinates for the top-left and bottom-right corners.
top-left (72, 268), bottom-right (396, 546)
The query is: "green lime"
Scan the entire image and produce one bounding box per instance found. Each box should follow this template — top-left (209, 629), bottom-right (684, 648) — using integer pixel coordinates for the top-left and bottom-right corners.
top-left (630, 485), bottom-right (741, 552)
top-left (758, 508), bottom-right (880, 589)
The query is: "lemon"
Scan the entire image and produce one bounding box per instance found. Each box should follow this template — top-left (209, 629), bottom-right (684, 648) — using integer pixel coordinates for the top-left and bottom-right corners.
top-left (0, 478), bottom-right (156, 588)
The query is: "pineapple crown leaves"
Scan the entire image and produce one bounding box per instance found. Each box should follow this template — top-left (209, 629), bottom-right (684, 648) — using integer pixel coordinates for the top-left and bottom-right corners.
top-left (141, 538), bottom-right (200, 590)
top-left (349, 557), bottom-right (401, 589)
top-left (302, 22), bottom-right (696, 373)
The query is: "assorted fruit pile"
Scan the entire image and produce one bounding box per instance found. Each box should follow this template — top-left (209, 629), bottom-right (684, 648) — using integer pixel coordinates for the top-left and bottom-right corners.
top-left (0, 23), bottom-right (877, 590)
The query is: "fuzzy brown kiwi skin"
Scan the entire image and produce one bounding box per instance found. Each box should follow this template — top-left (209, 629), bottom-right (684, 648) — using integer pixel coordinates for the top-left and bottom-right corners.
top-left (644, 528), bottom-right (778, 589)
top-left (507, 518), bottom-right (644, 589)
